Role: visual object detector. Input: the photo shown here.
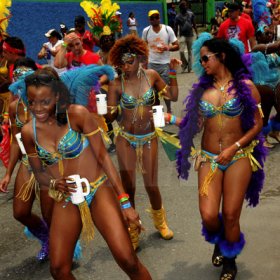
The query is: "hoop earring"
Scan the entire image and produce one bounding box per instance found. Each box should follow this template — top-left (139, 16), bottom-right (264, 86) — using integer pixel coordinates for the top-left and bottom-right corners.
top-left (137, 64), bottom-right (143, 79)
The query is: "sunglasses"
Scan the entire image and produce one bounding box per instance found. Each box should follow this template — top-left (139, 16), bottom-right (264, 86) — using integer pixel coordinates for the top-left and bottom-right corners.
top-left (199, 53), bottom-right (218, 64)
top-left (150, 15), bottom-right (160, 20)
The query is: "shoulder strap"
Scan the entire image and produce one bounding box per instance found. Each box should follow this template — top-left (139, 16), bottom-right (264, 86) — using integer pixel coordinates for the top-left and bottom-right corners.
top-left (164, 24), bottom-right (171, 44)
top-left (32, 117), bottom-right (38, 143)
top-left (144, 26), bottom-right (152, 42)
top-left (66, 110), bottom-right (71, 129)
top-left (142, 69), bottom-right (151, 87)
top-left (121, 75), bottom-right (125, 92)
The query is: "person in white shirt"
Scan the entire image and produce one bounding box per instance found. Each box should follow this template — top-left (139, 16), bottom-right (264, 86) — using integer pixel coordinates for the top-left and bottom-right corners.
top-left (127, 12), bottom-right (138, 36)
top-left (142, 10), bottom-right (179, 113)
top-left (37, 29), bottom-right (65, 74)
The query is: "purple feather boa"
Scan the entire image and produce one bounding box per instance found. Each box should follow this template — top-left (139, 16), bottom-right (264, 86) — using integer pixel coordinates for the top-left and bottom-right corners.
top-left (201, 213), bottom-right (223, 244)
top-left (219, 232), bottom-right (245, 258)
top-left (177, 70), bottom-right (267, 207)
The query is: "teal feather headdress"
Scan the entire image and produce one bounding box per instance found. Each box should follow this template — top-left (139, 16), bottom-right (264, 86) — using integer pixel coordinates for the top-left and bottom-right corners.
top-left (60, 64), bottom-right (115, 106)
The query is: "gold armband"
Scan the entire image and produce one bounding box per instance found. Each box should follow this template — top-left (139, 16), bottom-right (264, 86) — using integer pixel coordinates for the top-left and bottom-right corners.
top-left (157, 85), bottom-right (168, 99)
top-left (84, 128), bottom-right (100, 137)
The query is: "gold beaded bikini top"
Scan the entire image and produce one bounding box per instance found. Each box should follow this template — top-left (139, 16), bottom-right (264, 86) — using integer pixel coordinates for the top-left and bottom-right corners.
top-left (0, 60), bottom-right (8, 77)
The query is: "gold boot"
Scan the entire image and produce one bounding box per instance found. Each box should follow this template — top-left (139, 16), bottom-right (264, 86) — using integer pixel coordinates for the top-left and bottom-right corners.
top-left (150, 206), bottom-right (174, 240)
top-left (128, 223), bottom-right (139, 251)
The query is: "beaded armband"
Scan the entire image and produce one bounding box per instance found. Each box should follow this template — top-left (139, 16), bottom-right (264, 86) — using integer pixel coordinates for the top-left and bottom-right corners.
top-left (84, 128), bottom-right (100, 137)
top-left (158, 85), bottom-right (168, 99)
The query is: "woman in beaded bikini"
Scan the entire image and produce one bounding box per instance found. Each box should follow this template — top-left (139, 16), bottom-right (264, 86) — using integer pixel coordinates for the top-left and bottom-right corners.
top-left (107, 34), bottom-right (180, 250)
top-left (177, 36), bottom-right (266, 280)
top-left (20, 69), bottom-right (151, 279)
top-left (0, 60), bottom-right (53, 261)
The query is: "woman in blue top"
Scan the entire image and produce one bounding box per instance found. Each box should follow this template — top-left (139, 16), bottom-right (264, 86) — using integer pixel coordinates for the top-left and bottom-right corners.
top-left (0, 61), bottom-right (52, 262)
top-left (21, 70), bottom-right (151, 280)
top-left (107, 35), bottom-right (180, 251)
top-left (177, 37), bottom-right (266, 280)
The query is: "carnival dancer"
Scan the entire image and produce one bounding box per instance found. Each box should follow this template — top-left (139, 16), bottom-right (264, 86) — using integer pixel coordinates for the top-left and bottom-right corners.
top-left (0, 0), bottom-right (11, 143)
top-left (251, 0), bottom-right (280, 147)
top-left (107, 34), bottom-right (180, 250)
top-left (177, 34), bottom-right (266, 280)
top-left (18, 69), bottom-right (151, 279)
top-left (0, 61), bottom-right (51, 261)
top-left (80, 0), bottom-right (123, 153)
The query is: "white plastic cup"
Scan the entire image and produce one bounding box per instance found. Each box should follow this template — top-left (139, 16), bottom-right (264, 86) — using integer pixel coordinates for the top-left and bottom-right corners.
top-left (66, 174), bottom-right (91, 205)
top-left (277, 25), bottom-right (280, 40)
top-left (96, 93), bottom-right (108, 115)
top-left (15, 133), bottom-right (26, 155)
top-left (152, 105), bottom-right (165, 128)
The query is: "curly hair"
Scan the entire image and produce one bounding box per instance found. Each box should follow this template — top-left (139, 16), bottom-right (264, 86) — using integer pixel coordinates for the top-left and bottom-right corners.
top-left (109, 34), bottom-right (148, 67)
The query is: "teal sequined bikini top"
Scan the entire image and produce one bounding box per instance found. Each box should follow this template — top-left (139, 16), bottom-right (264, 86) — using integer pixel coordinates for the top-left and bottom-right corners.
top-left (199, 97), bottom-right (244, 118)
top-left (32, 112), bottom-right (89, 168)
top-left (120, 71), bottom-right (156, 110)
top-left (15, 99), bottom-right (28, 128)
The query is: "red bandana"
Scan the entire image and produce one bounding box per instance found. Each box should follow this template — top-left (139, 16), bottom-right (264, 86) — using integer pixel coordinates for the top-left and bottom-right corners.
top-left (2, 42), bottom-right (25, 55)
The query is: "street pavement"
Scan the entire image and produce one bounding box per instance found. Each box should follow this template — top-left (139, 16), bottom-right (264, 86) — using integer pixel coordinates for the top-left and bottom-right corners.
top-left (0, 67), bottom-right (280, 280)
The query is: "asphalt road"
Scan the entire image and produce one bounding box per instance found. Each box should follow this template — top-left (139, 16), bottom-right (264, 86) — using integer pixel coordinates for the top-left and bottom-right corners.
top-left (1, 68), bottom-right (280, 280)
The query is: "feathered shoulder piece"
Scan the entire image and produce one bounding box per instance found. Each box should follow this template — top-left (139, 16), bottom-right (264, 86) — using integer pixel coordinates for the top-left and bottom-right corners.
top-left (60, 64), bottom-right (115, 106)
top-left (192, 32), bottom-right (212, 77)
top-left (80, 0), bottom-right (121, 38)
top-left (252, 0), bottom-right (271, 31)
top-left (0, 0), bottom-right (12, 33)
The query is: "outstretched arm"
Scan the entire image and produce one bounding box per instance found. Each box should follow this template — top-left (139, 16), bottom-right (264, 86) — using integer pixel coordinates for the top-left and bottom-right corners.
top-left (0, 102), bottom-right (21, 193)
top-left (74, 106), bottom-right (142, 229)
top-left (154, 58), bottom-right (181, 101)
top-left (106, 79), bottom-right (121, 122)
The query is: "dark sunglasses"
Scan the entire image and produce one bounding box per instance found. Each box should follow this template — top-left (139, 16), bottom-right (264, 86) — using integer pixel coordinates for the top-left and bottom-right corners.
top-left (199, 53), bottom-right (218, 64)
top-left (150, 15), bottom-right (160, 20)
top-left (25, 73), bottom-right (58, 86)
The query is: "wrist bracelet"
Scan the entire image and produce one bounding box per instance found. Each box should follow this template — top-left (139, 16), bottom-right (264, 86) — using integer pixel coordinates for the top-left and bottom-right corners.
top-left (169, 75), bottom-right (177, 79)
top-left (170, 115), bottom-right (177, 125)
top-left (166, 113), bottom-right (171, 123)
top-left (235, 141), bottom-right (241, 149)
top-left (3, 112), bottom-right (9, 119)
top-left (119, 197), bottom-right (129, 203)
top-left (121, 202), bottom-right (132, 210)
top-left (62, 42), bottom-right (68, 48)
top-left (118, 193), bottom-right (129, 201)
top-left (265, 43), bottom-right (269, 55)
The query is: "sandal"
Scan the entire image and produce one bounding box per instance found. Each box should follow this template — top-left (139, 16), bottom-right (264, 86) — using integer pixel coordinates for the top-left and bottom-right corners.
top-left (263, 138), bottom-right (275, 149)
top-left (220, 257), bottom-right (237, 280)
top-left (269, 131), bottom-right (280, 143)
top-left (212, 244), bottom-right (223, 267)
